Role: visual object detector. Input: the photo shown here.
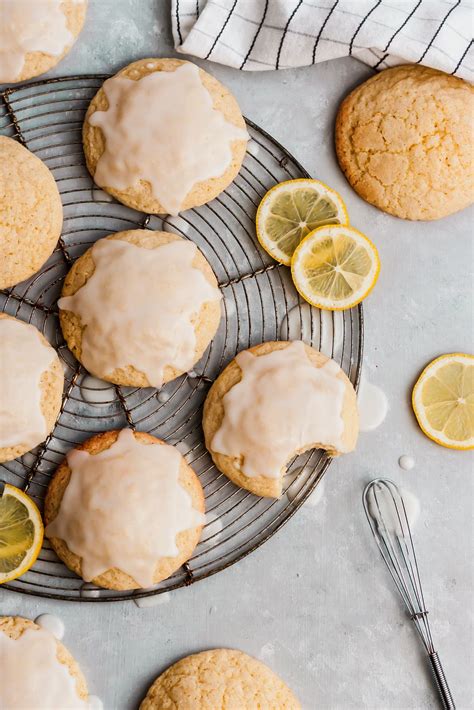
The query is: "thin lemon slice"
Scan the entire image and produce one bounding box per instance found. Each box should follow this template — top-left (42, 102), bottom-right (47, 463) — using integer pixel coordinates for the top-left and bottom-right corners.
top-left (256, 179), bottom-right (349, 266)
top-left (412, 353), bottom-right (474, 449)
top-left (0, 484), bottom-right (44, 584)
top-left (291, 225), bottom-right (380, 310)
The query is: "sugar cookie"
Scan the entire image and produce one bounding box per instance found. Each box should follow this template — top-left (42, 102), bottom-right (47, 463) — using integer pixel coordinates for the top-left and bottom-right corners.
top-left (83, 58), bottom-right (248, 215)
top-left (335, 65), bottom-right (474, 220)
top-left (140, 648), bottom-right (300, 710)
top-left (45, 429), bottom-right (205, 590)
top-left (203, 341), bottom-right (358, 498)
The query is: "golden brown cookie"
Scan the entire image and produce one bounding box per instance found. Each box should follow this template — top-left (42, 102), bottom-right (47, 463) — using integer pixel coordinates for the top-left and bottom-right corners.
top-left (335, 65), bottom-right (474, 220)
top-left (58, 230), bottom-right (222, 387)
top-left (203, 341), bottom-right (359, 498)
top-left (140, 648), bottom-right (300, 710)
top-left (44, 429), bottom-right (205, 590)
top-left (0, 314), bottom-right (64, 464)
top-left (0, 137), bottom-right (63, 289)
top-left (83, 58), bottom-right (248, 214)
top-left (0, 616), bottom-right (88, 704)
top-left (1, 1), bottom-right (88, 83)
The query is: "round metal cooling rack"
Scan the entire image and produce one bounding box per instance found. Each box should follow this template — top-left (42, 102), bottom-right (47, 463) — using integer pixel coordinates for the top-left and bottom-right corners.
top-left (0, 76), bottom-right (363, 602)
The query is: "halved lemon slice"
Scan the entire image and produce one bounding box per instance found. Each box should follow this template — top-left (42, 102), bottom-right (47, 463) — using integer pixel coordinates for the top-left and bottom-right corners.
top-left (412, 353), bottom-right (474, 449)
top-left (0, 484), bottom-right (44, 584)
top-left (291, 225), bottom-right (380, 310)
top-left (256, 179), bottom-right (349, 266)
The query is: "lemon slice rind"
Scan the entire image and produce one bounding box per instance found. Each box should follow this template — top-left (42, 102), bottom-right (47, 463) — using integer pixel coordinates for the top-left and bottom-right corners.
top-left (256, 179), bottom-right (349, 266)
top-left (412, 353), bottom-right (474, 450)
top-left (291, 225), bottom-right (380, 311)
top-left (0, 484), bottom-right (44, 584)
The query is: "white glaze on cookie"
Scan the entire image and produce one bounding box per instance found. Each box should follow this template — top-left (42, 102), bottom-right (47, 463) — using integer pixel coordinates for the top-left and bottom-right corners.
top-left (0, 318), bottom-right (56, 449)
top-left (58, 238), bottom-right (221, 388)
top-left (46, 429), bottom-right (205, 587)
top-left (0, 0), bottom-right (85, 82)
top-left (211, 341), bottom-right (346, 478)
top-left (89, 63), bottom-right (248, 215)
top-left (0, 627), bottom-right (87, 708)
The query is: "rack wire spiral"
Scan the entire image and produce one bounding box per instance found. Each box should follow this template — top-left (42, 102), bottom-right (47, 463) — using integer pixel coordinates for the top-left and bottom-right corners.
top-left (0, 76), bottom-right (363, 602)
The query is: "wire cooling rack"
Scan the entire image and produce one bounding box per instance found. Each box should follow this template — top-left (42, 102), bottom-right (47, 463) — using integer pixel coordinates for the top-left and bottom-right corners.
top-left (0, 76), bottom-right (363, 602)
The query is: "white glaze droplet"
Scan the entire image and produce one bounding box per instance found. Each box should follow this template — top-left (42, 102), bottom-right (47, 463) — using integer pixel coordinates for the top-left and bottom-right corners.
top-left (34, 614), bottom-right (65, 640)
top-left (224, 298), bottom-right (236, 316)
top-left (399, 455), bottom-right (415, 471)
top-left (80, 583), bottom-right (101, 599)
top-left (92, 187), bottom-right (114, 203)
top-left (280, 304), bottom-right (314, 344)
top-left (368, 486), bottom-right (420, 535)
top-left (162, 215), bottom-right (190, 235)
top-left (305, 478), bottom-right (325, 507)
top-left (81, 375), bottom-right (115, 406)
top-left (246, 139), bottom-right (260, 156)
top-left (358, 377), bottom-right (388, 432)
top-left (157, 389), bottom-right (171, 404)
top-left (88, 695), bottom-right (104, 710)
top-left (134, 591), bottom-right (171, 608)
top-left (200, 512), bottom-right (223, 548)
top-left (258, 642), bottom-right (275, 661)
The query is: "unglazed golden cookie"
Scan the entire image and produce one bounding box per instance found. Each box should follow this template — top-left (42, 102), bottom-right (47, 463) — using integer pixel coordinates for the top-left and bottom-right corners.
top-left (0, 616), bottom-right (88, 704)
top-left (83, 58), bottom-right (248, 213)
top-left (203, 341), bottom-right (358, 498)
top-left (0, 1), bottom-right (88, 83)
top-left (0, 137), bottom-right (63, 289)
top-left (335, 65), bottom-right (474, 220)
top-left (58, 230), bottom-right (221, 387)
top-left (44, 429), bottom-right (205, 590)
top-left (140, 648), bottom-right (300, 710)
top-left (0, 314), bottom-right (64, 464)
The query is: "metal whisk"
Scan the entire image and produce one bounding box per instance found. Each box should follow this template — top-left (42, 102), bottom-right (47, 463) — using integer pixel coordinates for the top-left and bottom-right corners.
top-left (363, 478), bottom-right (455, 709)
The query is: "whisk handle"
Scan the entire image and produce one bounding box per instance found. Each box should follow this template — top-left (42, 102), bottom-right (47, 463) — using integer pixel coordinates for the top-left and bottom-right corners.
top-left (429, 652), bottom-right (455, 709)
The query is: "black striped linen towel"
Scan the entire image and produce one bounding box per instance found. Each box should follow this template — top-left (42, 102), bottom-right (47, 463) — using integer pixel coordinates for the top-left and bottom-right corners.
top-left (171, 0), bottom-right (473, 80)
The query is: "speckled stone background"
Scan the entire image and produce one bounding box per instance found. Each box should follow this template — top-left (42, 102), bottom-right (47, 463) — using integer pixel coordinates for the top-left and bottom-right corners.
top-left (1, 2), bottom-right (473, 708)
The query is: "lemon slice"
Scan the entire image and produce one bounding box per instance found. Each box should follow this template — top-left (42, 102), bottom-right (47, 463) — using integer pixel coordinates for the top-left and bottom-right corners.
top-left (291, 225), bottom-right (380, 310)
top-left (412, 353), bottom-right (474, 449)
top-left (256, 179), bottom-right (349, 266)
top-left (0, 484), bottom-right (44, 584)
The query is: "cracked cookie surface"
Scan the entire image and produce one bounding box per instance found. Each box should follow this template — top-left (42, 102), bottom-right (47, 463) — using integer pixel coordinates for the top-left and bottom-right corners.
top-left (335, 65), bottom-right (474, 221)
top-left (140, 648), bottom-right (300, 710)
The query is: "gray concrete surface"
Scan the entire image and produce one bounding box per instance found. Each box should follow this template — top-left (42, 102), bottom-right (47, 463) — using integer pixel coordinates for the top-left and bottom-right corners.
top-left (1, 1), bottom-right (473, 708)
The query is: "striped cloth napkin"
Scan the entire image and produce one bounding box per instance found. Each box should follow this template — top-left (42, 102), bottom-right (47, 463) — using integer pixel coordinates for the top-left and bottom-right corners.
top-left (171, 0), bottom-right (473, 81)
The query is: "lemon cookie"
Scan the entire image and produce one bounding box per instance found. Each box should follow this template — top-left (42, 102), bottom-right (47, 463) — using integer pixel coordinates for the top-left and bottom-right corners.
top-left (0, 314), bottom-right (64, 463)
top-left (0, 1), bottom-right (88, 83)
top-left (45, 429), bottom-right (205, 590)
top-left (140, 648), bottom-right (300, 710)
top-left (203, 341), bottom-right (358, 498)
top-left (0, 616), bottom-right (88, 708)
top-left (335, 65), bottom-right (474, 220)
top-left (83, 58), bottom-right (249, 215)
top-left (58, 230), bottom-right (222, 387)
top-left (0, 137), bottom-right (63, 289)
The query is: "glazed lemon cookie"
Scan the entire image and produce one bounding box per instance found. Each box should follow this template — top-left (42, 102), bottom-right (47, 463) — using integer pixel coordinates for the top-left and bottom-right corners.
top-left (83, 58), bottom-right (249, 215)
top-left (335, 65), bottom-right (474, 220)
top-left (0, 137), bottom-right (63, 289)
top-left (0, 1), bottom-right (88, 83)
top-left (203, 340), bottom-right (358, 498)
top-left (0, 616), bottom-right (88, 708)
top-left (58, 230), bottom-right (222, 387)
top-left (140, 648), bottom-right (300, 710)
top-left (0, 314), bottom-right (64, 464)
top-left (45, 429), bottom-right (205, 590)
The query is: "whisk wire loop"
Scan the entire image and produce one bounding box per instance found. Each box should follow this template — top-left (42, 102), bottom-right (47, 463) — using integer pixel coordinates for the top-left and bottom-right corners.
top-left (363, 478), bottom-right (455, 709)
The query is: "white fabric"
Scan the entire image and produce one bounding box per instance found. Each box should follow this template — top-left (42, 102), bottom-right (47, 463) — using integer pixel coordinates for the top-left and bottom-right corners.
top-left (171, 0), bottom-right (473, 81)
